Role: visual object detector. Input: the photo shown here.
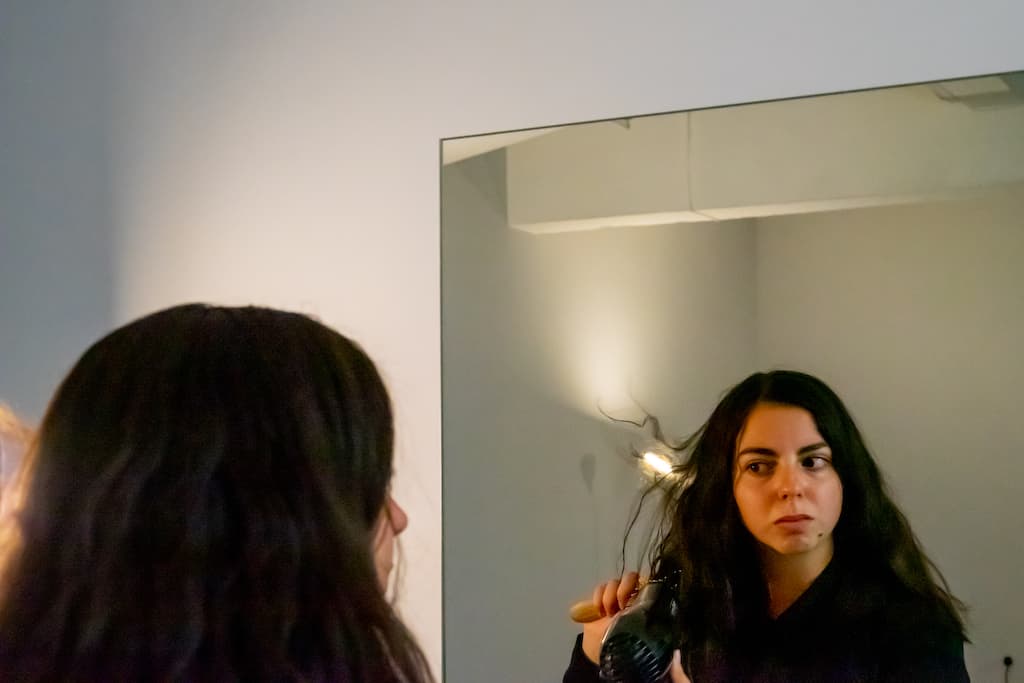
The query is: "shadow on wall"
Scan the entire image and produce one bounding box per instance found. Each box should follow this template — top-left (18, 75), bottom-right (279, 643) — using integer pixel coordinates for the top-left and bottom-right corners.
top-left (0, 4), bottom-right (119, 419)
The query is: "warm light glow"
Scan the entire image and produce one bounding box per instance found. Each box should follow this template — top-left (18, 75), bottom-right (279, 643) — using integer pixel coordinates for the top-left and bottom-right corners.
top-left (642, 451), bottom-right (674, 475)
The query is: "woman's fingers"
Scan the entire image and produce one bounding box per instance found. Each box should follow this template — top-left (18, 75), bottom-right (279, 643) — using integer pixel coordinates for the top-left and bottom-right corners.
top-left (568, 600), bottom-right (602, 622)
top-left (592, 582), bottom-right (607, 616)
top-left (669, 650), bottom-right (692, 683)
top-left (616, 570), bottom-right (640, 610)
top-left (601, 579), bottom-right (620, 616)
top-left (574, 572), bottom-right (645, 621)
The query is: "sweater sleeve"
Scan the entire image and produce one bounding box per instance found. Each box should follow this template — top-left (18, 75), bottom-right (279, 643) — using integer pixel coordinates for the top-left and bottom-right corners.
top-left (563, 633), bottom-right (602, 683)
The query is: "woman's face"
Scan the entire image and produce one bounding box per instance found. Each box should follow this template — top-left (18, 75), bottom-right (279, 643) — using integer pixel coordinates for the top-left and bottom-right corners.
top-left (732, 402), bottom-right (843, 563)
top-left (373, 494), bottom-right (409, 589)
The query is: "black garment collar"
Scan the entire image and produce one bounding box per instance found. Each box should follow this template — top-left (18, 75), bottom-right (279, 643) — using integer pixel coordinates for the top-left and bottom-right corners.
top-left (769, 556), bottom-right (843, 629)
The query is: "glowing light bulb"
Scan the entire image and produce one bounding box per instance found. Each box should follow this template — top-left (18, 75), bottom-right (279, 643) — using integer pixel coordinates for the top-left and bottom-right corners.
top-left (642, 451), bottom-right (673, 475)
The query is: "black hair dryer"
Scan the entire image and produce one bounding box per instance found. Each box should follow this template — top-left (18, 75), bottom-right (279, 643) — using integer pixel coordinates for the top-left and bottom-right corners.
top-left (598, 580), bottom-right (682, 683)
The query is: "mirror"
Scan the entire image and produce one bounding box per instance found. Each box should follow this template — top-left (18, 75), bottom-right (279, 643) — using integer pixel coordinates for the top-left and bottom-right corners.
top-left (442, 72), bottom-right (1024, 682)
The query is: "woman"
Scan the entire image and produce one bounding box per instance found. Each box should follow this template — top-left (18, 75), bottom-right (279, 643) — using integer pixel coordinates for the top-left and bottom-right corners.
top-left (0, 304), bottom-right (433, 682)
top-left (564, 370), bottom-right (968, 682)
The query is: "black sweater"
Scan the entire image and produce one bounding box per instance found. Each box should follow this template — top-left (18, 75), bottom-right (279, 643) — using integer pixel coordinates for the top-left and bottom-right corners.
top-left (563, 560), bottom-right (969, 682)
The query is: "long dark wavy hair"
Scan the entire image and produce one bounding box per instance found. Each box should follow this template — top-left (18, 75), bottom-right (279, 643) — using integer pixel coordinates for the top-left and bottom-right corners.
top-left (0, 304), bottom-right (434, 682)
top-left (639, 370), bottom-right (965, 658)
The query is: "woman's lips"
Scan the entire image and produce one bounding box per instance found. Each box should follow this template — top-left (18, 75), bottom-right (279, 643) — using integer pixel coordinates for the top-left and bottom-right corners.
top-left (774, 514), bottom-right (812, 524)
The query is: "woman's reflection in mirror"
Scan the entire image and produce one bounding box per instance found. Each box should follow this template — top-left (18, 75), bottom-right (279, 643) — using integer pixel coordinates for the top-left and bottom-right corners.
top-left (564, 369), bottom-right (968, 683)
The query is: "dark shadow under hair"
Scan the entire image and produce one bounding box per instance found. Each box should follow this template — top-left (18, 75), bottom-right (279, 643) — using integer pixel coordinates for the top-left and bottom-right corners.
top-left (630, 370), bottom-right (966, 656)
top-left (0, 304), bottom-right (433, 682)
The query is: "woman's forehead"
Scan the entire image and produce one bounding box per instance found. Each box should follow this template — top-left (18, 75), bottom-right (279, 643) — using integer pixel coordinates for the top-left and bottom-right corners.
top-left (736, 402), bottom-right (825, 448)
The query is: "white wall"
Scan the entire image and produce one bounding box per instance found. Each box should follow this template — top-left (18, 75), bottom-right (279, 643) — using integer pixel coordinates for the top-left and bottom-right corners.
top-left (442, 151), bottom-right (755, 681)
top-left (756, 190), bottom-right (1024, 680)
top-left (4, 1), bottom-right (1024, 678)
top-left (0, 3), bottom-right (118, 417)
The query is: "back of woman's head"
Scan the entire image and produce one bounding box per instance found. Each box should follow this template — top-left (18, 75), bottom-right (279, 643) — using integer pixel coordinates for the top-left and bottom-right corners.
top-left (0, 304), bottom-right (432, 682)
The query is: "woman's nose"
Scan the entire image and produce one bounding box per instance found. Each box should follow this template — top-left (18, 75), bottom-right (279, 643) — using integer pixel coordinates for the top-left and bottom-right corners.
top-left (776, 462), bottom-right (805, 499)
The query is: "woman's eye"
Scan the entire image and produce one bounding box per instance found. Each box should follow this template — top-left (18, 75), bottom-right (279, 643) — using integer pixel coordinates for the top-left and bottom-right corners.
top-left (747, 462), bottom-right (770, 474)
top-left (802, 455), bottom-right (830, 469)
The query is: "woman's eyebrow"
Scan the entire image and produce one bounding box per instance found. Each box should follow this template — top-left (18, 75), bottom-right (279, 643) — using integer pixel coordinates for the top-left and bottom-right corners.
top-left (736, 441), bottom-right (830, 457)
top-left (736, 447), bottom-right (779, 457)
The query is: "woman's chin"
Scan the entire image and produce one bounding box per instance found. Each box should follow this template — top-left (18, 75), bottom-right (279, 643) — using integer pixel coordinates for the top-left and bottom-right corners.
top-left (762, 537), bottom-right (821, 557)
top-left (376, 566), bottom-right (393, 590)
